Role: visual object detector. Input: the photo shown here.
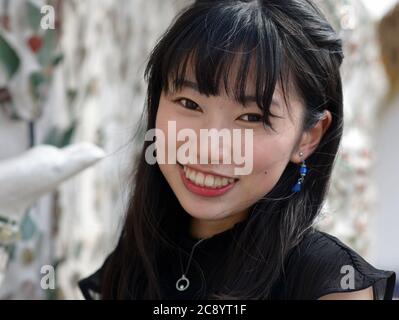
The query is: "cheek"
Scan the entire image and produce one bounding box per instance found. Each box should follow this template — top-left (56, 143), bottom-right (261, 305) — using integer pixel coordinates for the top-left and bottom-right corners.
top-left (155, 101), bottom-right (173, 132)
top-left (156, 101), bottom-right (177, 182)
top-left (253, 139), bottom-right (291, 173)
top-left (242, 136), bottom-right (294, 196)
top-left (155, 101), bottom-right (185, 153)
top-left (156, 101), bottom-right (197, 183)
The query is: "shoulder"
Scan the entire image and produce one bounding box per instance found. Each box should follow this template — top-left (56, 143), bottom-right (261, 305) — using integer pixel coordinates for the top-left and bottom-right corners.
top-left (318, 286), bottom-right (374, 300)
top-left (280, 229), bottom-right (396, 300)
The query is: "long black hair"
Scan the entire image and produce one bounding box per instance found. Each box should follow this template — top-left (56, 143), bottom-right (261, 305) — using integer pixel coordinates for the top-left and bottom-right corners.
top-left (102, 0), bottom-right (344, 299)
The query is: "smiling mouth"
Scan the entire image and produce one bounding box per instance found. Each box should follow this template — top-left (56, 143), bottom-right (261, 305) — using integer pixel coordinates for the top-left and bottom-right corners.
top-left (177, 163), bottom-right (239, 197)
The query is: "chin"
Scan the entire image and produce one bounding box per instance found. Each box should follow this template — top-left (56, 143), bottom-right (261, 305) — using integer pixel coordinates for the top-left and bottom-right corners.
top-left (176, 192), bottom-right (233, 221)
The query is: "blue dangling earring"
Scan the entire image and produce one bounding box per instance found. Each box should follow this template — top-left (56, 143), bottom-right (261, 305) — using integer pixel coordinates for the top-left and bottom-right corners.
top-left (292, 151), bottom-right (308, 193)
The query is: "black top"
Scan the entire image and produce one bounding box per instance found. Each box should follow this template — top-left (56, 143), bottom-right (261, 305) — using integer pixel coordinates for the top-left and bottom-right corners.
top-left (78, 221), bottom-right (396, 300)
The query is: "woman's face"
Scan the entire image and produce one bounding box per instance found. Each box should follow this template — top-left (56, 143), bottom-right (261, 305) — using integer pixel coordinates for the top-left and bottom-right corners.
top-left (155, 66), bottom-right (305, 224)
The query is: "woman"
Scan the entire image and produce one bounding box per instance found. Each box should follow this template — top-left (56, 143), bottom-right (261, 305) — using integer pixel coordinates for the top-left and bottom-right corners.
top-left (78, 0), bottom-right (396, 300)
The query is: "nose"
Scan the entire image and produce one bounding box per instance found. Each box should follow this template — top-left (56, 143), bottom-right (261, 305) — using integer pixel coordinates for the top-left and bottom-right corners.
top-left (197, 119), bottom-right (233, 165)
top-left (213, 130), bottom-right (233, 164)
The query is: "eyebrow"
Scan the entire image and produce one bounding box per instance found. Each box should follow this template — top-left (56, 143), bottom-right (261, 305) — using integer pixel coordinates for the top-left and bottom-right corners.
top-left (176, 79), bottom-right (280, 106)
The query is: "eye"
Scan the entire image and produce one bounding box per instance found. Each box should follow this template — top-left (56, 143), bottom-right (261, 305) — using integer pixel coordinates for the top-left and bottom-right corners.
top-left (175, 98), bottom-right (201, 111)
top-left (238, 113), bottom-right (263, 123)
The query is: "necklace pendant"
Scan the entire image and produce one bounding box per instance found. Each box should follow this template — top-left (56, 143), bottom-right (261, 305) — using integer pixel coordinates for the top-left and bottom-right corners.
top-left (176, 274), bottom-right (190, 291)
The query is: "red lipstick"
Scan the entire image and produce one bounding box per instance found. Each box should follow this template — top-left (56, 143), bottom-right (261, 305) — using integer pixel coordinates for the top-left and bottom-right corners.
top-left (178, 165), bottom-right (237, 197)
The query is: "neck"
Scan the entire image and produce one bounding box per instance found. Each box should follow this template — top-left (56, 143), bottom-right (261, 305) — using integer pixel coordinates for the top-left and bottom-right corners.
top-left (189, 210), bottom-right (249, 239)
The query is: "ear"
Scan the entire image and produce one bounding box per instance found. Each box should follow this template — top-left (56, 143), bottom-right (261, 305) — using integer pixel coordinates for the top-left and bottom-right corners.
top-left (290, 110), bottom-right (332, 164)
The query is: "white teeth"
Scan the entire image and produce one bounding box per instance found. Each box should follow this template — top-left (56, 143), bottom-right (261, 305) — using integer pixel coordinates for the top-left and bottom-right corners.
top-left (183, 166), bottom-right (235, 189)
top-left (204, 175), bottom-right (214, 187)
top-left (195, 172), bottom-right (205, 186)
top-left (189, 169), bottom-right (196, 181)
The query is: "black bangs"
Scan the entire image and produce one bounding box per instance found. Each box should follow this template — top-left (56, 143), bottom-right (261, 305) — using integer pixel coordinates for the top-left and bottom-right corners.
top-left (149, 1), bottom-right (292, 129)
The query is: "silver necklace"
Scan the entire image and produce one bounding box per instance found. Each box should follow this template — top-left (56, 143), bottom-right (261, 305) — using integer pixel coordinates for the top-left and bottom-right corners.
top-left (176, 238), bottom-right (205, 291)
